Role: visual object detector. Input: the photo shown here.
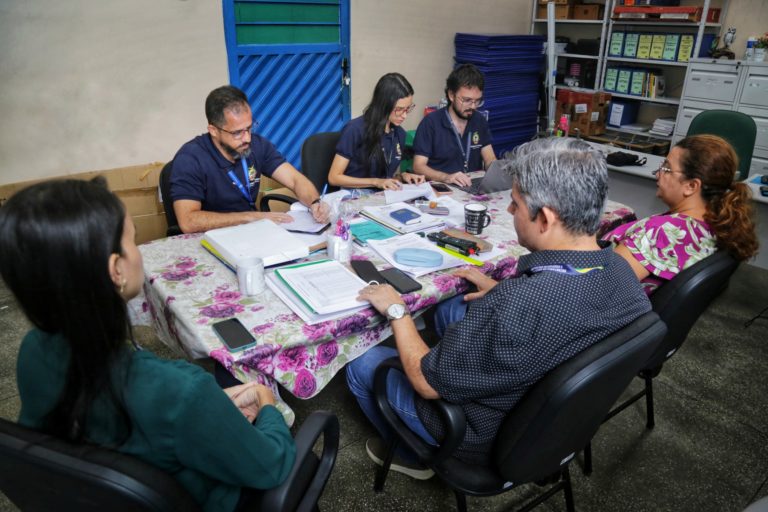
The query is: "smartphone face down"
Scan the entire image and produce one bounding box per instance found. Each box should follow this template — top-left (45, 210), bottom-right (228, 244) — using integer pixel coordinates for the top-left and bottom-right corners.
top-left (212, 318), bottom-right (256, 352)
top-left (430, 182), bottom-right (451, 194)
top-left (380, 267), bottom-right (422, 293)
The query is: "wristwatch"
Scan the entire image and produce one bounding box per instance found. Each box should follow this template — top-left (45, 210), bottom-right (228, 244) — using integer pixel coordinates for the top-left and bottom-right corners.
top-left (311, 198), bottom-right (322, 206)
top-left (386, 303), bottom-right (410, 321)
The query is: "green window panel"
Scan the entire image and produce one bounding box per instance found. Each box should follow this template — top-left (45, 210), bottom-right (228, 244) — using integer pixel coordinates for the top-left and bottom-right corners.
top-left (236, 25), bottom-right (339, 44)
top-left (235, 3), bottom-right (339, 23)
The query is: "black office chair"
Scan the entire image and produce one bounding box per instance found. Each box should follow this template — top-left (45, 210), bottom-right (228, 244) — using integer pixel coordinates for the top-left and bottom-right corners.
top-left (0, 410), bottom-right (339, 512)
top-left (159, 161), bottom-right (181, 236)
top-left (260, 131), bottom-right (341, 212)
top-left (583, 250), bottom-right (739, 474)
top-left (372, 311), bottom-right (666, 512)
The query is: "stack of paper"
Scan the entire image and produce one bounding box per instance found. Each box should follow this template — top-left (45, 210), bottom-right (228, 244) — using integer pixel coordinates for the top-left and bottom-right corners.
top-left (383, 182), bottom-right (436, 204)
top-left (361, 202), bottom-right (445, 234)
top-left (367, 233), bottom-right (465, 278)
top-left (266, 259), bottom-right (370, 324)
top-left (649, 117), bottom-right (675, 137)
top-left (201, 219), bottom-right (309, 269)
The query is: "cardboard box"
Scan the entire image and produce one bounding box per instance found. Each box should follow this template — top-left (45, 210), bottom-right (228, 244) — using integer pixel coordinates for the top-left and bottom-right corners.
top-left (537, 4), bottom-right (573, 19)
top-left (0, 162), bottom-right (167, 244)
top-left (573, 4), bottom-right (604, 20)
top-left (538, 0), bottom-right (573, 4)
top-left (555, 90), bottom-right (611, 136)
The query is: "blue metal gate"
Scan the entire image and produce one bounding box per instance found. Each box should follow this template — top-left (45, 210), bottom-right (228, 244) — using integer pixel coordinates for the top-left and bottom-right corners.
top-left (222, 0), bottom-right (351, 168)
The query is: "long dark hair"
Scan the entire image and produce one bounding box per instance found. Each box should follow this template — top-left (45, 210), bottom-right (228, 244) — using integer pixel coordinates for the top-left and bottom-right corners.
top-left (362, 73), bottom-right (414, 177)
top-left (675, 134), bottom-right (758, 261)
top-left (0, 177), bottom-right (133, 443)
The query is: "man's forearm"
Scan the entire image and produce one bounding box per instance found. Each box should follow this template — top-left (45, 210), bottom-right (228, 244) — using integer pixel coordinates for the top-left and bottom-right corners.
top-left (178, 210), bottom-right (261, 233)
top-left (391, 317), bottom-right (440, 399)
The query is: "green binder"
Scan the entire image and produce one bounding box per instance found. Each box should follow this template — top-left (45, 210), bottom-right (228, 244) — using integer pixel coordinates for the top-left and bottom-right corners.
top-left (662, 34), bottom-right (680, 61)
top-left (623, 33), bottom-right (640, 58)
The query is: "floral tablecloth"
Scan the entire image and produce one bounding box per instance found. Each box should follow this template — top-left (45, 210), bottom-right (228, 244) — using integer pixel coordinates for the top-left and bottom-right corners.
top-left (129, 187), bottom-right (634, 424)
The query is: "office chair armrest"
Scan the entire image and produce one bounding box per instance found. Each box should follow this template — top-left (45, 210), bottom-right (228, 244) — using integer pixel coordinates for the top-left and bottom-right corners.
top-left (166, 225), bottom-right (182, 237)
top-left (260, 193), bottom-right (298, 212)
top-left (373, 357), bottom-right (467, 465)
top-left (259, 410), bottom-right (339, 512)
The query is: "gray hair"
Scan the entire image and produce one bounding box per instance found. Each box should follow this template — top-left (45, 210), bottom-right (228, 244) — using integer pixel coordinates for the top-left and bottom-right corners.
top-left (500, 137), bottom-right (608, 236)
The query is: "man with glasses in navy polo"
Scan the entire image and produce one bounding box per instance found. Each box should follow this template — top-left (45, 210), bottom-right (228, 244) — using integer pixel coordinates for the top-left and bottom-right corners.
top-left (412, 64), bottom-right (497, 188)
top-left (169, 85), bottom-right (329, 234)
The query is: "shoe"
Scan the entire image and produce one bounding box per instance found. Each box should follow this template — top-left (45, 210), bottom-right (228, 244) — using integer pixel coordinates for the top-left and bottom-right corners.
top-left (365, 437), bottom-right (435, 480)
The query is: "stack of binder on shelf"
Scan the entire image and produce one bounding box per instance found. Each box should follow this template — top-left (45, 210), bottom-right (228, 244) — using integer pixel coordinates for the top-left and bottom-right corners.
top-left (453, 33), bottom-right (545, 156)
top-left (266, 259), bottom-right (370, 324)
top-left (649, 117), bottom-right (675, 137)
top-left (201, 219), bottom-right (309, 270)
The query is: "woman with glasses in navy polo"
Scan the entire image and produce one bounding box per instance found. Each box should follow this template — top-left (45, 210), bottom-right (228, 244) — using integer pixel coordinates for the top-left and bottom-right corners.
top-left (328, 73), bottom-right (425, 192)
top-left (603, 134), bottom-right (758, 295)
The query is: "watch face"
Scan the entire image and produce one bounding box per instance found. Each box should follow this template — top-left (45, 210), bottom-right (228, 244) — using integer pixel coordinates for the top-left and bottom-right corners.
top-left (387, 303), bottom-right (406, 320)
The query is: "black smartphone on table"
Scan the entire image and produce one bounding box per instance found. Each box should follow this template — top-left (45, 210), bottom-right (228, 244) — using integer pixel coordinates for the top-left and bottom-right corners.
top-left (212, 318), bottom-right (256, 352)
top-left (380, 267), bottom-right (422, 294)
top-left (430, 182), bottom-right (452, 194)
top-left (351, 259), bottom-right (385, 284)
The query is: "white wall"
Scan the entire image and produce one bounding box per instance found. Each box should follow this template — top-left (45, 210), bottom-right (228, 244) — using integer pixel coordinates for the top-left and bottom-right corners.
top-left (1, 0), bottom-right (765, 185)
top-left (0, 1), bottom-right (229, 184)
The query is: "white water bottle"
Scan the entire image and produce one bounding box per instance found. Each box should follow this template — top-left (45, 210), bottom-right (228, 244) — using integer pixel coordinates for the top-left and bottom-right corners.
top-left (746, 37), bottom-right (757, 61)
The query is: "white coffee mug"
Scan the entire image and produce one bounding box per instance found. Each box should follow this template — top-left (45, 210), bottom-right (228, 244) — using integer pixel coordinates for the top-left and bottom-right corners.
top-left (237, 256), bottom-right (265, 296)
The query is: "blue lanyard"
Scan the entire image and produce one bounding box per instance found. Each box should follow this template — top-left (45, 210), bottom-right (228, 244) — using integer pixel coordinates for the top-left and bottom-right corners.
top-left (381, 131), bottom-right (396, 170)
top-left (525, 264), bottom-right (604, 276)
top-left (227, 158), bottom-right (254, 207)
top-left (445, 109), bottom-right (471, 172)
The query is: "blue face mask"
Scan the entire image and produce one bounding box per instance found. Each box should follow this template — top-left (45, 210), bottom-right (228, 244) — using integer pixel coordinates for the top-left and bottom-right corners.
top-left (394, 248), bottom-right (444, 268)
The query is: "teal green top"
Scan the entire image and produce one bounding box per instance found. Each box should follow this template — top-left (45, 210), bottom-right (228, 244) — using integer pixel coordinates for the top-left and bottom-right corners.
top-left (16, 329), bottom-right (296, 512)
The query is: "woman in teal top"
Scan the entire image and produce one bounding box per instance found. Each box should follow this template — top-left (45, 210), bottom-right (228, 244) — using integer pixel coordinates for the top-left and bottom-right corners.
top-left (0, 178), bottom-right (295, 512)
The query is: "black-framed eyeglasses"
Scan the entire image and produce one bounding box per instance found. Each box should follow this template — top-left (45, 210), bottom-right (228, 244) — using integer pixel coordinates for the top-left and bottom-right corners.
top-left (393, 104), bottom-right (416, 115)
top-left (215, 122), bottom-right (259, 140)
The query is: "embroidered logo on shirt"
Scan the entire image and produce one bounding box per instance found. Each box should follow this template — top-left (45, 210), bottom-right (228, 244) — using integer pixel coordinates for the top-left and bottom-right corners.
top-left (248, 165), bottom-right (259, 184)
top-left (472, 131), bottom-right (480, 145)
top-left (396, 142), bottom-right (402, 159)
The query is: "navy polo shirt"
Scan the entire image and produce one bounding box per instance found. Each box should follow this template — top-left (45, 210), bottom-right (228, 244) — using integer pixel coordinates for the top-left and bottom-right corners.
top-left (170, 133), bottom-right (286, 212)
top-left (335, 116), bottom-right (405, 179)
top-left (413, 107), bottom-right (492, 173)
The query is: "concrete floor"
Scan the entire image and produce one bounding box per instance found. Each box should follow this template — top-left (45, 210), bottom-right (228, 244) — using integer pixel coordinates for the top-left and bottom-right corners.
top-left (1, 263), bottom-right (767, 512)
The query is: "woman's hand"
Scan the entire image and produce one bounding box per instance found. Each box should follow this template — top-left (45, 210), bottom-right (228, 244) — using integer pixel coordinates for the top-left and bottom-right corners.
top-left (401, 172), bottom-right (426, 185)
top-left (225, 382), bottom-right (276, 423)
top-left (453, 267), bottom-right (498, 301)
top-left (377, 178), bottom-right (403, 190)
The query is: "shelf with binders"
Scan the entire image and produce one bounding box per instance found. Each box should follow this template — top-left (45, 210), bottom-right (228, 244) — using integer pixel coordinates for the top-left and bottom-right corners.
top-left (605, 56), bottom-right (688, 67)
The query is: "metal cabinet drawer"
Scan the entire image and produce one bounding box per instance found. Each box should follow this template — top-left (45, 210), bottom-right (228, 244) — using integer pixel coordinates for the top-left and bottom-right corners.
top-left (738, 106), bottom-right (768, 149)
top-left (740, 71), bottom-right (768, 108)
top-left (676, 101), bottom-right (717, 136)
top-left (685, 65), bottom-right (740, 103)
top-left (750, 156), bottom-right (768, 176)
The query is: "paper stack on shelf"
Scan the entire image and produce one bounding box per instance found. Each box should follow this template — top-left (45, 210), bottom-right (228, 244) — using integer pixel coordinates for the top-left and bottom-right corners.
top-left (649, 117), bottom-right (675, 137)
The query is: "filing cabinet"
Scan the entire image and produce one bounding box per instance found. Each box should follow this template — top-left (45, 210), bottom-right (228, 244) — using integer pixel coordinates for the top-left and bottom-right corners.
top-left (674, 59), bottom-right (768, 180)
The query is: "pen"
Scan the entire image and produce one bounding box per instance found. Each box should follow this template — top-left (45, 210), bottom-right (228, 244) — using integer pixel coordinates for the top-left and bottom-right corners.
top-left (320, 183), bottom-right (328, 202)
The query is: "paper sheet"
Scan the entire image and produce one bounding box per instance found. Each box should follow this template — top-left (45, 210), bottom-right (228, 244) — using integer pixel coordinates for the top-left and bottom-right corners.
top-left (274, 259), bottom-right (369, 314)
top-left (283, 210), bottom-right (329, 234)
top-left (384, 183), bottom-right (436, 204)
top-left (367, 233), bottom-right (465, 277)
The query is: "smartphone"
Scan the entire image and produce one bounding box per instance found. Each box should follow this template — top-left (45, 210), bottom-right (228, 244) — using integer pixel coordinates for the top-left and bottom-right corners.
top-left (430, 182), bottom-right (452, 194)
top-left (350, 259), bottom-right (385, 284)
top-left (761, 175), bottom-right (768, 185)
top-left (761, 185), bottom-right (768, 197)
top-left (380, 267), bottom-right (422, 294)
top-left (212, 318), bottom-right (256, 352)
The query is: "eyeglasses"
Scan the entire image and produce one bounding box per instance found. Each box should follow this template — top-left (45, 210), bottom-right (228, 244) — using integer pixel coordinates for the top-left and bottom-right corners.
top-left (652, 162), bottom-right (684, 177)
top-left (215, 122), bottom-right (258, 140)
top-left (393, 104), bottom-right (416, 115)
top-left (457, 96), bottom-right (484, 108)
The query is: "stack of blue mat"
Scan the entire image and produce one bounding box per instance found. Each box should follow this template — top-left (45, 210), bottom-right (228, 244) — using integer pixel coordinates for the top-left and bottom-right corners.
top-left (454, 33), bottom-right (545, 156)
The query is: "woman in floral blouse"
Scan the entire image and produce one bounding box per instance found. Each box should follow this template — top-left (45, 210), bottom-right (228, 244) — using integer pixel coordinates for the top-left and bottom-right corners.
top-left (604, 134), bottom-right (758, 295)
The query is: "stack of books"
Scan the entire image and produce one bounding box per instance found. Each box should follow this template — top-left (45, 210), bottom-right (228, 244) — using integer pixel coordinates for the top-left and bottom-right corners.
top-left (649, 117), bottom-right (675, 137)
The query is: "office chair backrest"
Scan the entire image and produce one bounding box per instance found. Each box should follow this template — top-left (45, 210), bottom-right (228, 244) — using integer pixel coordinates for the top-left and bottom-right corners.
top-left (686, 110), bottom-right (756, 181)
top-left (0, 417), bottom-right (202, 512)
top-left (300, 131), bottom-right (341, 194)
top-left (646, 250), bottom-right (739, 370)
top-left (493, 311), bottom-right (666, 484)
top-left (159, 161), bottom-right (181, 236)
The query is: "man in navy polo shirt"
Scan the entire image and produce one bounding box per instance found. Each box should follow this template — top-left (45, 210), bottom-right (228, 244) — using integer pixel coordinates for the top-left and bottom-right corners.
top-left (170, 85), bottom-right (329, 233)
top-left (412, 64), bottom-right (497, 188)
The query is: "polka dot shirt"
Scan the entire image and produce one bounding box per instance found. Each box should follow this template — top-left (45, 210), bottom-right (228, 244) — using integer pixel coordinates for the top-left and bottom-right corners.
top-left (417, 247), bottom-right (651, 464)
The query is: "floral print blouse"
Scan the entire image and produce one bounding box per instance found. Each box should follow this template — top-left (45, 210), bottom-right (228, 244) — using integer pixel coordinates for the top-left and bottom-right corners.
top-left (603, 213), bottom-right (717, 295)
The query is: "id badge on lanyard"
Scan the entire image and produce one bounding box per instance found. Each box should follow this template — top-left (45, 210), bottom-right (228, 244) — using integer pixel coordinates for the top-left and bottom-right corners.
top-left (227, 158), bottom-right (255, 209)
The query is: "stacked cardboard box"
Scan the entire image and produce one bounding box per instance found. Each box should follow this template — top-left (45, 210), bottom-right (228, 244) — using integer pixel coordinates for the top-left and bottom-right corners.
top-left (536, 0), bottom-right (574, 19)
top-left (555, 90), bottom-right (612, 136)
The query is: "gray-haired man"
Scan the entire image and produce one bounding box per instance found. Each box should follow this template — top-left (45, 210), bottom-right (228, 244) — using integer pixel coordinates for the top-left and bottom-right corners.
top-left (346, 137), bottom-right (651, 477)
